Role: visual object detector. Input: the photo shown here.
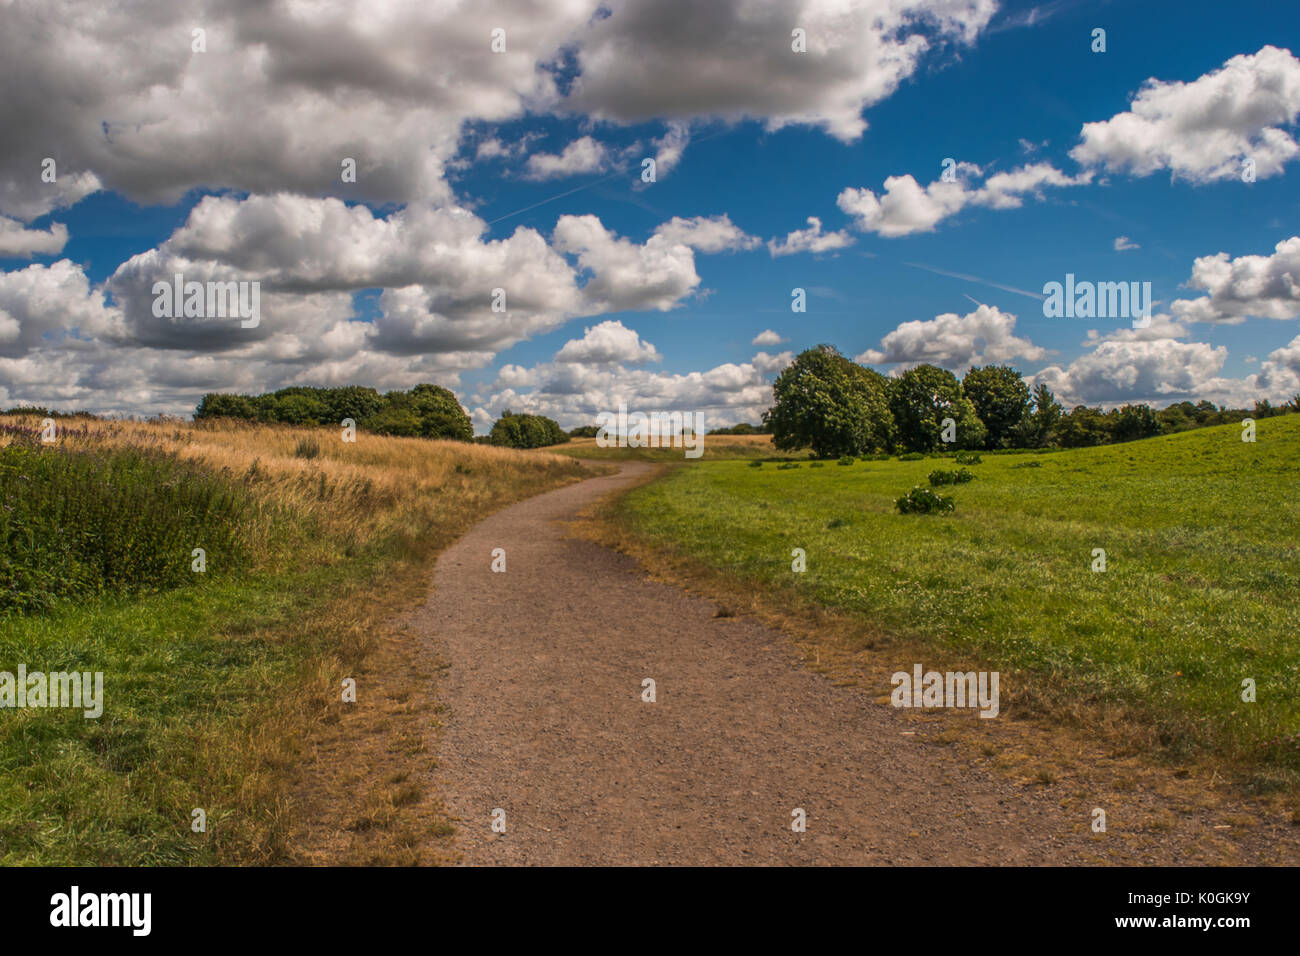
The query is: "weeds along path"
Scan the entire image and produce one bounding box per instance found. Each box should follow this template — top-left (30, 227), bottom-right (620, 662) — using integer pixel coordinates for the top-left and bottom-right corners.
top-left (410, 461), bottom-right (1110, 865)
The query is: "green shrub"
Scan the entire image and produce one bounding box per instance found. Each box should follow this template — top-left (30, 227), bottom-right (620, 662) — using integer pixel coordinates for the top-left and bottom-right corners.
top-left (898, 452), bottom-right (924, 461)
top-left (776, 462), bottom-right (801, 470)
top-left (809, 461), bottom-right (825, 468)
top-left (955, 452), bottom-right (983, 465)
top-left (895, 486), bottom-right (955, 514)
top-left (838, 456), bottom-right (855, 466)
top-left (0, 443), bottom-right (248, 614)
top-left (293, 437), bottom-right (322, 459)
top-left (748, 460), bottom-right (763, 468)
top-left (928, 467), bottom-right (974, 486)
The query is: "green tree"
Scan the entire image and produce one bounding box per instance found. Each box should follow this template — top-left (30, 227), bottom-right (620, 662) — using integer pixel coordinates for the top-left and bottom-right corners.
top-left (488, 411), bottom-right (569, 448)
top-left (408, 384), bottom-right (473, 441)
top-left (764, 345), bottom-right (893, 458)
top-left (1013, 383), bottom-right (1063, 448)
top-left (1055, 405), bottom-right (1113, 447)
top-left (962, 365), bottom-right (1031, 449)
top-left (888, 364), bottom-right (986, 452)
top-left (1112, 403), bottom-right (1162, 442)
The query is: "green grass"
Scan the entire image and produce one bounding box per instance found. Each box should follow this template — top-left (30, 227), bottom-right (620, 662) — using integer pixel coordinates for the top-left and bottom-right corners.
top-left (553, 434), bottom-right (810, 461)
top-left (615, 418), bottom-right (1300, 778)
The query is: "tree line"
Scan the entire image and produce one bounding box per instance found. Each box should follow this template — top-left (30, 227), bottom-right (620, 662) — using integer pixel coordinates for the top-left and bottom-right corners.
top-left (762, 345), bottom-right (1300, 459)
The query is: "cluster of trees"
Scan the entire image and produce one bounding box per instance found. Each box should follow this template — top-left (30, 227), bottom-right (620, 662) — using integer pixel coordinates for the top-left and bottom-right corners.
top-left (764, 345), bottom-right (1300, 458)
top-left (487, 411), bottom-right (569, 448)
top-left (194, 384), bottom-right (473, 441)
top-left (707, 422), bottom-right (771, 435)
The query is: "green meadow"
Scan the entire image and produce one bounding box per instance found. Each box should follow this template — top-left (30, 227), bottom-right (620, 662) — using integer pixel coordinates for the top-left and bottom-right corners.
top-left (615, 417), bottom-right (1300, 781)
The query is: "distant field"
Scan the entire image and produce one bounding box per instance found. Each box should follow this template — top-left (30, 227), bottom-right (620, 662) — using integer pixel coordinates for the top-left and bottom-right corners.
top-left (554, 433), bottom-right (809, 461)
top-left (0, 415), bottom-right (587, 864)
top-left (612, 418), bottom-right (1300, 782)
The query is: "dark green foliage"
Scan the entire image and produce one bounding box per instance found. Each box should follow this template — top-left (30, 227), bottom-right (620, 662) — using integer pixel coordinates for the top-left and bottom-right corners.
top-left (1112, 403), bottom-right (1162, 443)
top-left (929, 467), bottom-right (974, 486)
top-left (897, 452), bottom-right (924, 461)
top-left (837, 456), bottom-right (854, 466)
top-left (776, 462), bottom-right (801, 470)
top-left (765, 345), bottom-right (893, 458)
top-left (962, 365), bottom-right (1031, 449)
top-left (708, 422), bottom-right (764, 435)
top-left (568, 425), bottom-right (601, 438)
top-left (194, 383), bottom-right (471, 441)
top-left (895, 486), bottom-right (955, 514)
top-left (954, 451), bottom-right (982, 465)
top-left (488, 410), bottom-right (570, 449)
top-left (1012, 383), bottom-right (1063, 448)
top-left (748, 460), bottom-right (763, 468)
top-left (0, 441), bottom-right (247, 614)
top-left (888, 364), bottom-right (986, 452)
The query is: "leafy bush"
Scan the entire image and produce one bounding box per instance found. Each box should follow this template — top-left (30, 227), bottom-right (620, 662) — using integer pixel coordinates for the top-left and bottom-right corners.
top-left (809, 461), bottom-right (824, 468)
top-left (0, 443), bottom-right (248, 614)
top-left (488, 411), bottom-right (570, 448)
top-left (838, 456), bottom-right (855, 466)
top-left (748, 460), bottom-right (763, 468)
top-left (954, 452), bottom-right (983, 465)
top-left (928, 467), bottom-right (974, 486)
top-left (196, 383), bottom-right (472, 442)
top-left (895, 486), bottom-right (955, 514)
top-left (776, 462), bottom-right (801, 470)
top-left (898, 452), bottom-right (924, 461)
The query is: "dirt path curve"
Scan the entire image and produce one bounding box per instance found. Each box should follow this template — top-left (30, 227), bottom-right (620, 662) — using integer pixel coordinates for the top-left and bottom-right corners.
top-left (410, 461), bottom-right (1082, 865)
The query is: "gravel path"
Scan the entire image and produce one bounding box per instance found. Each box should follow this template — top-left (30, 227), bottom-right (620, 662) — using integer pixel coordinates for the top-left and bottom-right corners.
top-left (410, 461), bottom-right (1107, 865)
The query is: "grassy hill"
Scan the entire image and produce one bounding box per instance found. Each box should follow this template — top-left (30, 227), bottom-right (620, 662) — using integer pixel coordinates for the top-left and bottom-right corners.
top-left (608, 416), bottom-right (1300, 786)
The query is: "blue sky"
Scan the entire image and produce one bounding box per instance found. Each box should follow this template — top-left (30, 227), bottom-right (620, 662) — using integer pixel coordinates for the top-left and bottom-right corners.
top-left (1, 0), bottom-right (1297, 429)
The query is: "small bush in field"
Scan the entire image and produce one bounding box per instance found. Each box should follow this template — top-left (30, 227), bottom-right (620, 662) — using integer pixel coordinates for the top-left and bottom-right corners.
top-left (809, 461), bottom-right (824, 468)
top-left (898, 452), bottom-right (924, 461)
top-left (748, 459), bottom-right (762, 468)
top-left (838, 456), bottom-right (854, 466)
top-left (895, 486), bottom-right (955, 514)
top-left (294, 437), bottom-right (322, 459)
top-left (928, 467), bottom-right (974, 486)
top-left (776, 462), bottom-right (801, 470)
top-left (955, 452), bottom-right (983, 465)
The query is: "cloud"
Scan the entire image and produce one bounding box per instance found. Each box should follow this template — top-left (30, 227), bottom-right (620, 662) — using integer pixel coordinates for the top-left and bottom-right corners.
top-left (752, 329), bottom-right (787, 346)
top-left (554, 319), bottom-right (660, 366)
top-left (523, 136), bottom-right (611, 180)
top-left (1171, 236), bottom-right (1300, 324)
top-left (837, 162), bottom-right (1091, 237)
top-left (563, 0), bottom-right (997, 142)
top-left (855, 304), bottom-right (1048, 370)
top-left (1070, 46), bottom-right (1300, 183)
top-left (0, 260), bottom-right (123, 359)
top-left (0, 217), bottom-right (69, 257)
top-left (652, 214), bottom-right (761, 253)
top-left (553, 213), bottom-right (702, 312)
top-left (767, 216), bottom-right (854, 256)
top-left (1113, 235), bottom-right (1140, 251)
